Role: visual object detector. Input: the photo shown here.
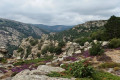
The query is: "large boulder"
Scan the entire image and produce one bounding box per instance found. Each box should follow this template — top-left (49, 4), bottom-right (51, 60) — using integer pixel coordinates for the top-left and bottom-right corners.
top-left (102, 41), bottom-right (109, 47)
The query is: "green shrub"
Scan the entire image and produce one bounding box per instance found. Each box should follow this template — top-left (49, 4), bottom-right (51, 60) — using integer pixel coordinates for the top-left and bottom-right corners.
top-left (91, 30), bottom-right (107, 41)
top-left (13, 61), bottom-right (25, 66)
top-left (17, 47), bottom-right (23, 53)
top-left (29, 39), bottom-right (38, 46)
top-left (54, 47), bottom-right (62, 55)
top-left (62, 60), bottom-right (94, 78)
top-left (98, 62), bottom-right (120, 68)
top-left (48, 46), bottom-right (56, 53)
top-left (89, 43), bottom-right (104, 56)
top-left (25, 46), bottom-right (32, 58)
top-left (104, 16), bottom-right (120, 39)
top-left (109, 38), bottom-right (120, 48)
top-left (58, 41), bottom-right (65, 47)
top-left (0, 58), bottom-right (7, 63)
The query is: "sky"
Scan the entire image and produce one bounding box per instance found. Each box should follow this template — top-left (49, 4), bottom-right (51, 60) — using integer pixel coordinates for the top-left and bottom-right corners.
top-left (0, 0), bottom-right (120, 25)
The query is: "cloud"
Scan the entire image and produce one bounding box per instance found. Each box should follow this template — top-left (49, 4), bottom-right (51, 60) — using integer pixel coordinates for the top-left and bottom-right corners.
top-left (0, 0), bottom-right (120, 25)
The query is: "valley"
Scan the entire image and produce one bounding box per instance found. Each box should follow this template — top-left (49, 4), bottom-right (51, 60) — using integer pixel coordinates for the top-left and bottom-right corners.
top-left (0, 16), bottom-right (120, 80)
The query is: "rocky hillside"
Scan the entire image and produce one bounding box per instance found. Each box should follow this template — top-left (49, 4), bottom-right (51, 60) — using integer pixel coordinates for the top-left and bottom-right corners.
top-left (13, 36), bottom-right (59, 60)
top-left (0, 18), bottom-right (49, 54)
top-left (33, 24), bottom-right (74, 32)
top-left (49, 20), bottom-right (107, 41)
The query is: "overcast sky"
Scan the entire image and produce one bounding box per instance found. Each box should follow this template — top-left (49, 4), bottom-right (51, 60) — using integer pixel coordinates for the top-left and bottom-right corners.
top-left (0, 0), bottom-right (120, 25)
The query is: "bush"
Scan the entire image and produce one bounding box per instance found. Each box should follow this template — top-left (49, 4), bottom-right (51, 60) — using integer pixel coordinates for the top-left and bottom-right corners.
top-left (109, 38), bottom-right (120, 48)
top-left (25, 46), bottom-right (32, 58)
top-left (62, 60), bottom-right (94, 78)
top-left (17, 47), bottom-right (23, 53)
top-left (104, 16), bottom-right (120, 39)
top-left (91, 30), bottom-right (107, 41)
top-left (89, 43), bottom-right (104, 56)
top-left (54, 47), bottom-right (62, 55)
top-left (48, 46), bottom-right (56, 53)
top-left (58, 41), bottom-right (65, 47)
top-left (0, 58), bottom-right (7, 63)
top-left (29, 39), bottom-right (38, 46)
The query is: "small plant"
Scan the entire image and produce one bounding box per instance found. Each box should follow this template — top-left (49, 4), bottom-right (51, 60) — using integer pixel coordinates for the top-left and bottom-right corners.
top-left (89, 43), bottom-right (104, 56)
top-left (0, 58), bottom-right (7, 63)
top-left (109, 38), bottom-right (120, 48)
top-left (17, 47), bottom-right (23, 53)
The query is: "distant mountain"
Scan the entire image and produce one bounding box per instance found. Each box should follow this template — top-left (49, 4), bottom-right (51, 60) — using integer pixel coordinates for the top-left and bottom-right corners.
top-left (48, 20), bottom-right (107, 41)
top-left (0, 18), bottom-right (48, 55)
top-left (33, 24), bottom-right (74, 32)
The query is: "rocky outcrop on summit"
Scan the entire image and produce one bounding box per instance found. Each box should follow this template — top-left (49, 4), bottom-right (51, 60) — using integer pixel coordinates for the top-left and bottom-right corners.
top-left (76, 20), bottom-right (107, 28)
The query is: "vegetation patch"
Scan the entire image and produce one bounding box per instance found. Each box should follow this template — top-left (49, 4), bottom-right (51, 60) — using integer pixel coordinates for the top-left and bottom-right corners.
top-left (109, 38), bottom-right (120, 48)
top-left (89, 43), bottom-right (104, 56)
top-left (98, 62), bottom-right (120, 68)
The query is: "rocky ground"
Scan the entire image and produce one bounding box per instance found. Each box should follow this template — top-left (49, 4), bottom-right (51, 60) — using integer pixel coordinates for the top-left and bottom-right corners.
top-left (0, 48), bottom-right (120, 80)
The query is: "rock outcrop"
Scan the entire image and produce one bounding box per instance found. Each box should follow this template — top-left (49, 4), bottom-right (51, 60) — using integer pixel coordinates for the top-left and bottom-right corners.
top-left (13, 37), bottom-right (58, 60)
top-left (76, 20), bottom-right (107, 28)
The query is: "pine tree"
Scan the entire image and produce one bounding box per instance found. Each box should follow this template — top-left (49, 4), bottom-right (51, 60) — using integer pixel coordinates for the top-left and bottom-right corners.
top-left (105, 15), bottom-right (120, 39)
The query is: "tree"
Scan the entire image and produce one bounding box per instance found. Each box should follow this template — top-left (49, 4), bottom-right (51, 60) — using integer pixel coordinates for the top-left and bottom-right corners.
top-left (105, 15), bottom-right (120, 39)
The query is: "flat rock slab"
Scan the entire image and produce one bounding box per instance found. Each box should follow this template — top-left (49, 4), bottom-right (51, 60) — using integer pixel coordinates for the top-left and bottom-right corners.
top-left (12, 75), bottom-right (75, 80)
top-left (11, 65), bottom-right (71, 80)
